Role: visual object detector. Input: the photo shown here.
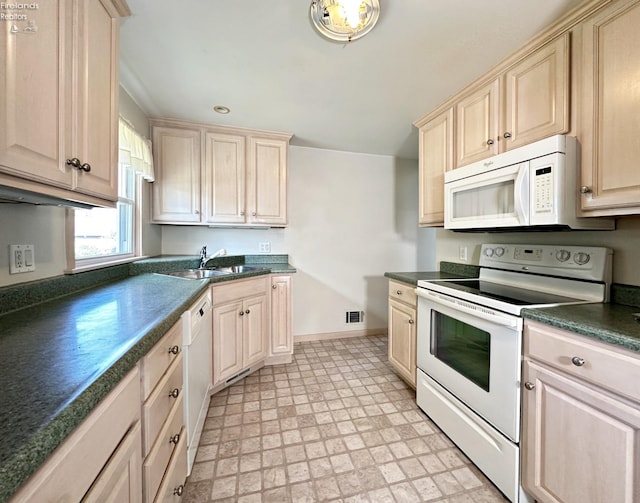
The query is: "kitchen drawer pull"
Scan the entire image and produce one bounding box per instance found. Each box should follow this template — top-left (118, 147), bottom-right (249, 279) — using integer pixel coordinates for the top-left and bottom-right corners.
top-left (524, 382), bottom-right (535, 391)
top-left (170, 433), bottom-right (180, 445)
top-left (396, 290), bottom-right (402, 295)
top-left (168, 345), bottom-right (180, 355)
top-left (571, 356), bottom-right (585, 367)
top-left (169, 388), bottom-right (180, 398)
top-left (174, 484), bottom-right (184, 496)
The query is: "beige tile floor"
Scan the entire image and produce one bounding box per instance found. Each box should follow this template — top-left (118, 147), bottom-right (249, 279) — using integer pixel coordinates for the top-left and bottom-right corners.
top-left (183, 335), bottom-right (509, 502)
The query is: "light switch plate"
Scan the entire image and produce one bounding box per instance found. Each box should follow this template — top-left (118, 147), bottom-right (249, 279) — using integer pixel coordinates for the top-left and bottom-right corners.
top-left (9, 244), bottom-right (35, 274)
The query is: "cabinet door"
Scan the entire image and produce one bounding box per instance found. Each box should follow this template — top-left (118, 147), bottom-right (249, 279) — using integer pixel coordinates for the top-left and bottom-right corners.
top-left (503, 33), bottom-right (570, 150)
top-left (0, 0), bottom-right (73, 188)
top-left (579, 0), bottom-right (640, 213)
top-left (270, 275), bottom-right (292, 357)
top-left (522, 360), bottom-right (640, 503)
top-left (247, 136), bottom-right (288, 226)
top-left (83, 422), bottom-right (142, 503)
top-left (388, 298), bottom-right (416, 387)
top-left (152, 127), bottom-right (202, 223)
top-left (204, 132), bottom-right (246, 224)
top-left (243, 294), bottom-right (268, 367)
top-left (72, 0), bottom-right (120, 201)
top-left (212, 300), bottom-right (244, 385)
top-left (418, 108), bottom-right (454, 226)
top-left (455, 79), bottom-right (500, 167)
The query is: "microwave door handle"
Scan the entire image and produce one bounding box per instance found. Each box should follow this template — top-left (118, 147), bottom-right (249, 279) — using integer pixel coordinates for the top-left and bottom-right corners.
top-left (515, 165), bottom-right (529, 224)
top-left (416, 289), bottom-right (519, 329)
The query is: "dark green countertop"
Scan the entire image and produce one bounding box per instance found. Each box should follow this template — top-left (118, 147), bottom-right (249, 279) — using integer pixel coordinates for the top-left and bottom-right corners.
top-left (522, 302), bottom-right (640, 353)
top-left (0, 254), bottom-right (296, 502)
top-left (0, 274), bottom-right (209, 502)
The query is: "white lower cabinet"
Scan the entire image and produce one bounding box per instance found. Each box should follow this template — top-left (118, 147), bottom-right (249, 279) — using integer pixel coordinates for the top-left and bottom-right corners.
top-left (9, 367), bottom-right (142, 502)
top-left (522, 320), bottom-right (640, 503)
top-left (211, 277), bottom-right (269, 389)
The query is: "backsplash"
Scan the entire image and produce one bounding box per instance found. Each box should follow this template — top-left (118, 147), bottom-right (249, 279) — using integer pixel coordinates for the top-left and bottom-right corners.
top-left (611, 284), bottom-right (640, 308)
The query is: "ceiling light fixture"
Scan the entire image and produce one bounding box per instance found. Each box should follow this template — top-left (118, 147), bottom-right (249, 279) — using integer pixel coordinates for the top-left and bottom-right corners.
top-left (213, 105), bottom-right (230, 114)
top-left (310, 0), bottom-right (380, 43)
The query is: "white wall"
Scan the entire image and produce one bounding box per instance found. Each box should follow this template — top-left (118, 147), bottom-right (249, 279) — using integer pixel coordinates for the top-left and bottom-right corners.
top-left (161, 146), bottom-right (435, 337)
top-left (436, 215), bottom-right (640, 285)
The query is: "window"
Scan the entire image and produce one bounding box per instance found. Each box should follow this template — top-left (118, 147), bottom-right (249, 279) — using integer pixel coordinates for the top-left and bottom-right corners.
top-left (66, 118), bottom-right (154, 272)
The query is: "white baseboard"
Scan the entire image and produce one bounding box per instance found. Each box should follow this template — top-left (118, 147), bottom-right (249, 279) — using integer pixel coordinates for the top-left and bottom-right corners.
top-left (294, 328), bottom-right (387, 343)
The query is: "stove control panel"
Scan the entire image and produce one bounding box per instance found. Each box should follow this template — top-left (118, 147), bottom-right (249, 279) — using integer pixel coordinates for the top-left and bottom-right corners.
top-left (479, 244), bottom-right (613, 283)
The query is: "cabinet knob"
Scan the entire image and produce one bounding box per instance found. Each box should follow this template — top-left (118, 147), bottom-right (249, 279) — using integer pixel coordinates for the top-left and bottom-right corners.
top-left (66, 157), bottom-right (81, 168)
top-left (173, 485), bottom-right (185, 496)
top-left (170, 433), bottom-right (180, 445)
top-left (571, 356), bottom-right (585, 367)
top-left (168, 345), bottom-right (180, 355)
top-left (245, 309), bottom-right (250, 315)
top-left (272, 284), bottom-right (278, 289)
top-left (252, 211), bottom-right (257, 216)
top-left (169, 388), bottom-right (180, 398)
top-left (396, 290), bottom-right (402, 295)
top-left (240, 211), bottom-right (245, 216)
top-left (79, 162), bottom-right (91, 172)
top-left (486, 139), bottom-right (494, 146)
top-left (580, 186), bottom-right (592, 194)
top-left (194, 209), bottom-right (200, 214)
top-left (239, 311), bottom-right (245, 316)
top-left (503, 132), bottom-right (512, 139)
top-left (524, 382), bottom-right (535, 390)
top-left (408, 319), bottom-right (414, 325)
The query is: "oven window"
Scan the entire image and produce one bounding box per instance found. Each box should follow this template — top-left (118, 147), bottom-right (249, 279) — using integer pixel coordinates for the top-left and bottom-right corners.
top-left (431, 310), bottom-right (490, 392)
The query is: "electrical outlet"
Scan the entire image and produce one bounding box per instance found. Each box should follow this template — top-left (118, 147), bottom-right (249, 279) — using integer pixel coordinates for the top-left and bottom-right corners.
top-left (258, 242), bottom-right (271, 253)
top-left (459, 246), bottom-right (468, 262)
top-left (9, 244), bottom-right (35, 274)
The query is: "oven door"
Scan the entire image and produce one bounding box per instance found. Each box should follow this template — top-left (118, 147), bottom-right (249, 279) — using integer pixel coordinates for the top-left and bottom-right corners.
top-left (416, 288), bottom-right (523, 442)
top-left (444, 162), bottom-right (530, 229)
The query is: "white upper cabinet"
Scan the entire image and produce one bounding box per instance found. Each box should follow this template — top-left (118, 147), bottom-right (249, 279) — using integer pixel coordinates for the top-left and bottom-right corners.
top-left (151, 119), bottom-right (291, 227)
top-left (0, 0), bottom-right (128, 205)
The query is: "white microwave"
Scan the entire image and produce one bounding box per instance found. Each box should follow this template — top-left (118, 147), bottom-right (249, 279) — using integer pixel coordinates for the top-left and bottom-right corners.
top-left (444, 135), bottom-right (614, 231)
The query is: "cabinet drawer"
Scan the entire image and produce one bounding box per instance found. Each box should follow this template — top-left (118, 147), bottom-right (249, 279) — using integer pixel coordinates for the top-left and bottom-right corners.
top-left (143, 355), bottom-right (183, 457)
top-left (388, 280), bottom-right (417, 306)
top-left (525, 320), bottom-right (640, 403)
top-left (141, 320), bottom-right (183, 401)
top-left (144, 394), bottom-right (184, 503)
top-left (154, 427), bottom-right (187, 503)
top-left (212, 276), bottom-right (268, 305)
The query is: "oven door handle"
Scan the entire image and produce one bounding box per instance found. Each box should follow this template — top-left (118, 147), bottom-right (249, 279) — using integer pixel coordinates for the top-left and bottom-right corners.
top-left (416, 288), bottom-right (520, 329)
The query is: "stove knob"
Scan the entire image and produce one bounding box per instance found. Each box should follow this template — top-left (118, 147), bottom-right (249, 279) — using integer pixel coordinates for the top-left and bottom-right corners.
top-left (556, 249), bottom-right (571, 262)
top-left (484, 248), bottom-right (494, 257)
top-left (494, 247), bottom-right (505, 257)
top-left (574, 252), bottom-right (591, 265)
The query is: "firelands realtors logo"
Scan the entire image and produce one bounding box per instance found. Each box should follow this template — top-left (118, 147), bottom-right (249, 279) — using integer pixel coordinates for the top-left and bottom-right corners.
top-left (1, 2), bottom-right (39, 33)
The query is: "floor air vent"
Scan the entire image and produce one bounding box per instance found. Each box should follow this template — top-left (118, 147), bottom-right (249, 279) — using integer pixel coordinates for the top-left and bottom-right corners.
top-left (345, 311), bottom-right (365, 324)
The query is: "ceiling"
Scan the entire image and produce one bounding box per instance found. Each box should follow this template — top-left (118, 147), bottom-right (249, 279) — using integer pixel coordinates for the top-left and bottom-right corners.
top-left (120, 0), bottom-right (585, 160)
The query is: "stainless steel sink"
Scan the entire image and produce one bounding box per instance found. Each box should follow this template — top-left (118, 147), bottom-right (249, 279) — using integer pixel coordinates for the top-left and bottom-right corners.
top-left (158, 269), bottom-right (229, 279)
top-left (211, 265), bottom-right (267, 274)
top-left (158, 265), bottom-right (268, 279)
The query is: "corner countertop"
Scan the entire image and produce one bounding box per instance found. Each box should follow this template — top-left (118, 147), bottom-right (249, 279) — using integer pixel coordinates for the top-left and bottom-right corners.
top-left (0, 254), bottom-right (297, 501)
top-left (522, 303), bottom-right (640, 353)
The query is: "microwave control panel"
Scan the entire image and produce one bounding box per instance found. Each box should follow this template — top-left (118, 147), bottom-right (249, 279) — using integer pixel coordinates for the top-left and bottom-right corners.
top-left (534, 166), bottom-right (553, 213)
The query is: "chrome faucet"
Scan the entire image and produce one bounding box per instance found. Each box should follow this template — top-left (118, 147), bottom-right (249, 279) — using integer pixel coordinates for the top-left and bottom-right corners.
top-left (199, 246), bottom-right (207, 269)
top-left (203, 248), bottom-right (227, 268)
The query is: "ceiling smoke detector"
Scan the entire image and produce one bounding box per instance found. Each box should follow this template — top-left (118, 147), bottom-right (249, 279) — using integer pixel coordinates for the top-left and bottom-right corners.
top-left (310, 0), bottom-right (380, 43)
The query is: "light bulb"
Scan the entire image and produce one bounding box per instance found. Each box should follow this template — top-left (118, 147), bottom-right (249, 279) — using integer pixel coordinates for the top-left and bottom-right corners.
top-left (339, 0), bottom-right (363, 29)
